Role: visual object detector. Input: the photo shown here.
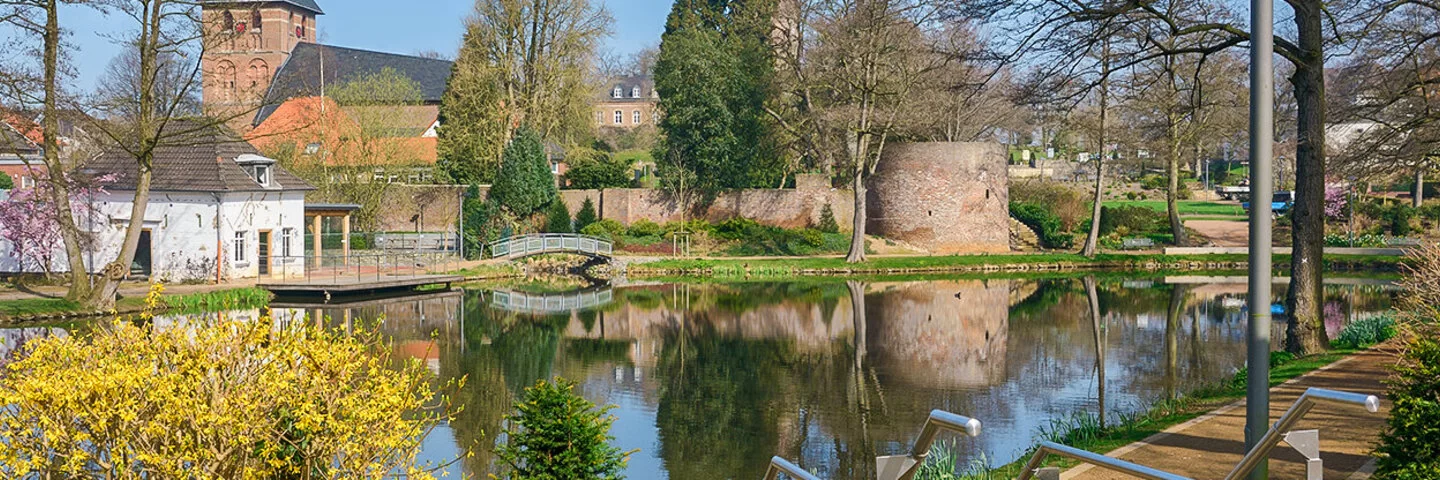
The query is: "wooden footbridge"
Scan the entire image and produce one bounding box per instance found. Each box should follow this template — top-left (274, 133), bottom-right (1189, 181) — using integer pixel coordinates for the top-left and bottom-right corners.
top-left (489, 234), bottom-right (614, 261)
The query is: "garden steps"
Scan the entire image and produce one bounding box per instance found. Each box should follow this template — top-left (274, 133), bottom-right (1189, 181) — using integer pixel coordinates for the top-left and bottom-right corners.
top-left (1010, 217), bottom-right (1044, 252)
top-left (1061, 346), bottom-right (1397, 480)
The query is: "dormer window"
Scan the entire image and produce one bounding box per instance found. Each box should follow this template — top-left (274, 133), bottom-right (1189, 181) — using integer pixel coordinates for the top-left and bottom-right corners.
top-left (236, 153), bottom-right (276, 187)
top-left (612, 86), bottom-right (622, 98)
top-left (631, 86), bottom-right (641, 98)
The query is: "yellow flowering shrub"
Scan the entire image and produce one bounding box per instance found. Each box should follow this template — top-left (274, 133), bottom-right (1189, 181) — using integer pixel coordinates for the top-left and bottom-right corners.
top-left (0, 290), bottom-right (461, 479)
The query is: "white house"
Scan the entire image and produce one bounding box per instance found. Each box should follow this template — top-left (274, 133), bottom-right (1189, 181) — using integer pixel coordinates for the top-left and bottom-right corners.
top-left (0, 122), bottom-right (314, 282)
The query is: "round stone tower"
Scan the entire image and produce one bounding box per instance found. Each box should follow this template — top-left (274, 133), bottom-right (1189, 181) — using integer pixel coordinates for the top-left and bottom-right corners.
top-left (867, 142), bottom-right (1010, 254)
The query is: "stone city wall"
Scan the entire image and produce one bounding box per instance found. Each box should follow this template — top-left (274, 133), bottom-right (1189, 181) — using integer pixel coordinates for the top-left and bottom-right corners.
top-left (558, 174), bottom-right (852, 230)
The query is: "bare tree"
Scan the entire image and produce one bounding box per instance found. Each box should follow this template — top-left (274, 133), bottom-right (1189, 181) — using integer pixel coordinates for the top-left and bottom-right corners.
top-left (0, 0), bottom-right (96, 301)
top-left (80, 0), bottom-right (230, 309)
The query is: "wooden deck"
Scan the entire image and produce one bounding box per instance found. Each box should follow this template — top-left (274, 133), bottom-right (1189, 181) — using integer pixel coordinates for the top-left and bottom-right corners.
top-left (258, 275), bottom-right (464, 298)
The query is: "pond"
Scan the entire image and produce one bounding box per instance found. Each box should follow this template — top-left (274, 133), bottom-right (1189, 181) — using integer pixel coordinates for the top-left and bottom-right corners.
top-left (0, 275), bottom-right (1398, 479)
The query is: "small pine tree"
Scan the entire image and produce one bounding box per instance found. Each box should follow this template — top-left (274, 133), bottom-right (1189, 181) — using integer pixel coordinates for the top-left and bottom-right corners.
top-left (544, 199), bottom-right (572, 233)
top-left (575, 197), bottom-right (599, 232)
top-left (816, 203), bottom-right (840, 233)
top-left (496, 378), bottom-right (630, 480)
top-left (0, 174), bottom-right (12, 190)
top-left (490, 127), bottom-right (557, 217)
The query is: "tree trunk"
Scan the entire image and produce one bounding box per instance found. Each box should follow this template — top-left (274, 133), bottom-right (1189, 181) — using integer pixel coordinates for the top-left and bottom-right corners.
top-left (1083, 42), bottom-right (1110, 257)
top-left (1168, 135), bottom-right (1187, 245)
top-left (39, 0), bottom-right (92, 301)
top-left (87, 165), bottom-right (153, 309)
top-left (847, 161), bottom-right (867, 263)
top-left (1284, 2), bottom-right (1330, 355)
top-left (1165, 285), bottom-right (1185, 400)
top-left (1415, 170), bottom-right (1425, 208)
top-left (847, 280), bottom-right (866, 368)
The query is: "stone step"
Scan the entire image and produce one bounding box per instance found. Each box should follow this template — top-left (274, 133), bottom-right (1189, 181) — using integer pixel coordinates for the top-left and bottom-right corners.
top-left (1010, 217), bottom-right (1044, 252)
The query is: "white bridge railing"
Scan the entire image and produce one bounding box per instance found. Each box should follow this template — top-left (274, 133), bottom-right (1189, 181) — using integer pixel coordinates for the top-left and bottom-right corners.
top-left (490, 288), bottom-right (615, 313)
top-left (489, 234), bottom-right (614, 259)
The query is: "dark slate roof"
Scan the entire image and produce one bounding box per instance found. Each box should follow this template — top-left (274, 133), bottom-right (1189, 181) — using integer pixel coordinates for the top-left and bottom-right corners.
top-left (598, 75), bottom-right (657, 103)
top-left (199, 0), bottom-right (323, 15)
top-left (254, 43), bottom-right (454, 126)
top-left (86, 121), bottom-right (313, 192)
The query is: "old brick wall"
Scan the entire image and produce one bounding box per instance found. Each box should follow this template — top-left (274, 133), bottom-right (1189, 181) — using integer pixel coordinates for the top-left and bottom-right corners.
top-left (868, 142), bottom-right (1010, 254)
top-left (374, 184), bottom-right (465, 232)
top-left (553, 174), bottom-right (852, 230)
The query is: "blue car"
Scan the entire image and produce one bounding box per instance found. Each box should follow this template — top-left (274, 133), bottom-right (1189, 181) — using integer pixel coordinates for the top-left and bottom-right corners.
top-left (1243, 191), bottom-right (1295, 216)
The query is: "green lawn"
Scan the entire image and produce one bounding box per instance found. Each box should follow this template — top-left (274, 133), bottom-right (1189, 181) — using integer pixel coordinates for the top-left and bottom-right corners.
top-left (614, 150), bottom-right (654, 166)
top-left (1108, 200), bottom-right (1247, 217)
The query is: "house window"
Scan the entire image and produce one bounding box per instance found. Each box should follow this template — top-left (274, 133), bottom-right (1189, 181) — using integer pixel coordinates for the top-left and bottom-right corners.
top-left (551, 161), bottom-right (560, 174)
top-left (633, 110), bottom-right (642, 124)
top-left (233, 232), bottom-right (247, 262)
top-left (252, 165), bottom-right (270, 186)
top-left (614, 110), bottom-right (622, 124)
top-left (19, 176), bottom-right (34, 189)
top-left (222, 11), bottom-right (235, 33)
top-left (612, 86), bottom-right (622, 98)
top-left (280, 228), bottom-right (293, 257)
top-left (304, 142), bottom-right (321, 155)
top-left (251, 10), bottom-right (262, 33)
top-left (596, 111), bottom-right (603, 124)
top-left (632, 86), bottom-right (641, 98)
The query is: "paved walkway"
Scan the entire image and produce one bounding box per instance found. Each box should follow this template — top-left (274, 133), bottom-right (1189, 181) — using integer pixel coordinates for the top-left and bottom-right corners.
top-left (1187, 220), bottom-right (1250, 247)
top-left (1063, 346), bottom-right (1396, 480)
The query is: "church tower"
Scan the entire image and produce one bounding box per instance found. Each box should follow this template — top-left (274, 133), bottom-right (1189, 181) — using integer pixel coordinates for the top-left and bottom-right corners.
top-left (200, 0), bottom-right (324, 128)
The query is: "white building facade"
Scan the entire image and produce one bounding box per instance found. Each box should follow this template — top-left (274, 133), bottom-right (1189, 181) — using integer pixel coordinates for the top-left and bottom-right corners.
top-left (0, 123), bottom-right (313, 282)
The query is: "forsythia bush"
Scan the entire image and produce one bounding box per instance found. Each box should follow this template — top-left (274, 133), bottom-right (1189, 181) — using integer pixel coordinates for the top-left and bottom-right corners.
top-left (0, 288), bottom-right (457, 479)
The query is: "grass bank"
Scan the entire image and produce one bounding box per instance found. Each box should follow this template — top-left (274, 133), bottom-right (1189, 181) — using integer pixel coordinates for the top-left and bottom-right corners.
top-left (1109, 200), bottom-right (1248, 217)
top-left (0, 286), bottom-right (273, 323)
top-left (630, 253), bottom-right (1407, 277)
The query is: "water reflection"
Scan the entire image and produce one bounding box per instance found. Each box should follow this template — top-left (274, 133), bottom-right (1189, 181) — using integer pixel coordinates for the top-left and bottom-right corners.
top-left (0, 277), bottom-right (1398, 479)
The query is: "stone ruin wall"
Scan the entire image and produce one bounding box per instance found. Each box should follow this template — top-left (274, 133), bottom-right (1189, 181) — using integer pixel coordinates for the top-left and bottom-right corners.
top-left (373, 142), bottom-right (1011, 254)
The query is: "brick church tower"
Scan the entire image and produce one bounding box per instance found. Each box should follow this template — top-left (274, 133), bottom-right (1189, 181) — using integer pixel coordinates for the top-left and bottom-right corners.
top-left (200, 0), bottom-right (323, 129)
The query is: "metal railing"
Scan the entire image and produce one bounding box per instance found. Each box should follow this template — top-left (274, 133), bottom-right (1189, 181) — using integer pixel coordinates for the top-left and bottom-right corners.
top-left (490, 288), bottom-right (615, 313)
top-left (877, 410), bottom-right (983, 480)
top-left (268, 252), bottom-right (463, 284)
top-left (763, 457), bottom-right (821, 480)
top-left (489, 234), bottom-right (614, 259)
top-left (1015, 387), bottom-right (1381, 480)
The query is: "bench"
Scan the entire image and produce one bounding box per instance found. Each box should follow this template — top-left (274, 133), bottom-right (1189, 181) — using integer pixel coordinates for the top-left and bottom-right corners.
top-left (1121, 237), bottom-right (1156, 250)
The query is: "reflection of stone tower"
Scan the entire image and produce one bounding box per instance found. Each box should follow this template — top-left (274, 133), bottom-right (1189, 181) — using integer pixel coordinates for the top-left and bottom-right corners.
top-left (868, 280), bottom-right (1010, 388)
top-left (199, 0), bottom-right (324, 129)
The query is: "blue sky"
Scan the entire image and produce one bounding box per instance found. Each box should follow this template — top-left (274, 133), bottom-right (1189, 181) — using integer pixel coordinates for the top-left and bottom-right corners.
top-left (50, 0), bottom-right (670, 93)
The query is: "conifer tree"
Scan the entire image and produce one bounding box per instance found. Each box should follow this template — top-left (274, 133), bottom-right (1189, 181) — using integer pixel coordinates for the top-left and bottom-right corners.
top-left (653, 0), bottom-right (784, 192)
top-left (544, 199), bottom-right (572, 233)
top-left (489, 127), bottom-right (557, 217)
top-left (574, 197), bottom-right (599, 232)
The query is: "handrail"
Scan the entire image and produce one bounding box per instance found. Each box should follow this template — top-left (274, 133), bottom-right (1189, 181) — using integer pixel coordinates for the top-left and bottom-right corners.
top-left (878, 410), bottom-right (982, 480)
top-left (763, 456), bottom-right (821, 480)
top-left (1013, 388), bottom-right (1381, 480)
top-left (1222, 387), bottom-right (1380, 480)
top-left (489, 233), bottom-right (614, 259)
top-left (1016, 442), bottom-right (1194, 480)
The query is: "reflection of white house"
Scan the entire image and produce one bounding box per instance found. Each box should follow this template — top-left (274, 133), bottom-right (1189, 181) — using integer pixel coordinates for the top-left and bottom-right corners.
top-left (0, 123), bottom-right (314, 282)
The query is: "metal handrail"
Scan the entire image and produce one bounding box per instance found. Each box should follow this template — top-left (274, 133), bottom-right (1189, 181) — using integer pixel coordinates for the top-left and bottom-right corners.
top-left (489, 233), bottom-right (614, 259)
top-left (763, 456), bottom-right (821, 480)
top-left (878, 410), bottom-right (982, 480)
top-left (1014, 387), bottom-right (1381, 480)
top-left (1222, 387), bottom-right (1380, 480)
top-left (1017, 442), bottom-right (1194, 480)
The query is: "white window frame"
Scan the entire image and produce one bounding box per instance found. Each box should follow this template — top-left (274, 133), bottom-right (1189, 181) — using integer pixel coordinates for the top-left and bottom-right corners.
top-left (551, 161), bottom-right (560, 174)
top-left (631, 86), bottom-right (641, 98)
top-left (596, 111), bottom-right (604, 124)
top-left (233, 231), bottom-right (247, 263)
top-left (280, 228), bottom-right (293, 257)
top-left (633, 110), bottom-right (642, 124)
top-left (613, 87), bottom-right (622, 98)
top-left (19, 175), bottom-right (34, 189)
top-left (614, 110), bottom-right (623, 124)
top-left (253, 165), bottom-right (270, 186)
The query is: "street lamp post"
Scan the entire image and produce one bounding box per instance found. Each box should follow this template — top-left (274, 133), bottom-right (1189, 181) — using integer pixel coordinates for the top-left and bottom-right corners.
top-left (1245, 0), bottom-right (1276, 477)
